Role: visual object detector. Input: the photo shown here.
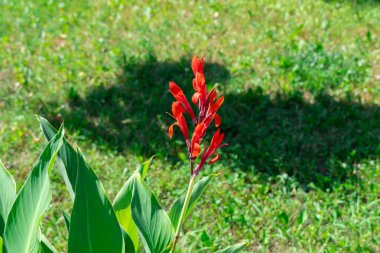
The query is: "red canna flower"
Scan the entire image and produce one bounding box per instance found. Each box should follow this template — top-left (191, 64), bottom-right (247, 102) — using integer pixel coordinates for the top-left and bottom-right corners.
top-left (168, 55), bottom-right (227, 175)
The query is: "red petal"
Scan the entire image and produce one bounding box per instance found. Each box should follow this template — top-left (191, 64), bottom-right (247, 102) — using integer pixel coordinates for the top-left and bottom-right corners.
top-left (217, 132), bottom-right (225, 145)
top-left (210, 129), bottom-right (224, 150)
top-left (169, 82), bottom-right (182, 96)
top-left (192, 143), bottom-right (201, 157)
top-left (214, 114), bottom-right (221, 127)
top-left (216, 96), bottom-right (224, 107)
top-left (210, 96), bottom-right (224, 113)
top-left (192, 78), bottom-right (198, 91)
top-left (202, 112), bottom-right (215, 128)
top-left (169, 82), bottom-right (197, 124)
top-left (208, 154), bottom-right (220, 164)
top-left (208, 88), bottom-right (217, 102)
top-left (207, 87), bottom-right (216, 99)
top-left (168, 123), bottom-right (177, 139)
top-left (172, 101), bottom-right (185, 116)
top-left (192, 92), bottom-right (200, 105)
top-left (196, 72), bottom-right (206, 94)
top-left (209, 129), bottom-right (220, 150)
top-left (177, 114), bottom-right (189, 140)
top-left (191, 55), bottom-right (204, 75)
top-left (194, 122), bottom-right (206, 138)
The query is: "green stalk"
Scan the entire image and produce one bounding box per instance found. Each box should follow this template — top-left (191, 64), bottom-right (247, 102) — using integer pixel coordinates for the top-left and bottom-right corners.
top-left (170, 174), bottom-right (197, 253)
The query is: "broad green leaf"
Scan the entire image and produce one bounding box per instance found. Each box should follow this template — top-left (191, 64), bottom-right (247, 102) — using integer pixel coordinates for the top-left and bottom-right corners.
top-left (168, 174), bottom-right (218, 229)
top-left (113, 174), bottom-right (139, 252)
top-left (1, 236), bottom-right (3, 253)
top-left (121, 227), bottom-right (135, 253)
top-left (131, 172), bottom-right (174, 253)
top-left (0, 160), bottom-right (16, 237)
top-left (38, 116), bottom-right (78, 201)
top-left (0, 160), bottom-right (56, 253)
top-left (215, 242), bottom-right (248, 253)
top-left (113, 158), bottom-right (155, 252)
top-left (68, 149), bottom-right (123, 253)
top-left (3, 127), bottom-right (64, 253)
top-left (40, 234), bottom-right (57, 253)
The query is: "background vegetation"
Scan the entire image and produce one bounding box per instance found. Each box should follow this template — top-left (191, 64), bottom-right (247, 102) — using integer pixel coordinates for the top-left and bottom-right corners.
top-left (1, 0), bottom-right (380, 252)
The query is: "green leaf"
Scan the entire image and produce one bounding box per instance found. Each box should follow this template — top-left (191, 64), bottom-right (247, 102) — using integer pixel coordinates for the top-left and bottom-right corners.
top-left (68, 149), bottom-right (123, 253)
top-left (3, 126), bottom-right (64, 253)
top-left (214, 242), bottom-right (248, 253)
top-left (1, 236), bottom-right (3, 253)
top-left (168, 174), bottom-right (218, 229)
top-left (0, 160), bottom-right (16, 237)
top-left (137, 155), bottom-right (155, 180)
top-left (113, 157), bottom-right (155, 252)
top-left (38, 116), bottom-right (78, 201)
top-left (113, 174), bottom-right (139, 252)
top-left (40, 234), bottom-right (57, 253)
top-left (131, 172), bottom-right (174, 253)
top-left (121, 227), bottom-right (135, 253)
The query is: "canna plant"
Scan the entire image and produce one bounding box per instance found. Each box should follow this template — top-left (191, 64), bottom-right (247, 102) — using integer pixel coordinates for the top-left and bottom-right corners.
top-left (0, 56), bottom-right (247, 253)
top-left (167, 55), bottom-right (231, 252)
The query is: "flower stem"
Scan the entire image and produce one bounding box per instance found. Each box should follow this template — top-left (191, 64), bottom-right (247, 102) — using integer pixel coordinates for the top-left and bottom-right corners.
top-left (170, 174), bottom-right (197, 253)
top-left (190, 159), bottom-right (194, 175)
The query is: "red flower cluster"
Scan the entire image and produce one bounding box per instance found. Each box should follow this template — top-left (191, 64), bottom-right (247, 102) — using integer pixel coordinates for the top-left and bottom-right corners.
top-left (168, 55), bottom-right (227, 175)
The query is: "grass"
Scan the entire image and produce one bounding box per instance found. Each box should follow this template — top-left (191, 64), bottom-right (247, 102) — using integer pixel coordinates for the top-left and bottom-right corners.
top-left (1, 0), bottom-right (380, 252)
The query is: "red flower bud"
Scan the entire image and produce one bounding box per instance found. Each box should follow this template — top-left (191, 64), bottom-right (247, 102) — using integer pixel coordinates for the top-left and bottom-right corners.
top-left (191, 55), bottom-right (204, 76)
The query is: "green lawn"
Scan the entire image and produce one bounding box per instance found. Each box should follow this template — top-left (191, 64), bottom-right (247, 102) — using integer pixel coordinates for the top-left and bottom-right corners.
top-left (1, 0), bottom-right (380, 252)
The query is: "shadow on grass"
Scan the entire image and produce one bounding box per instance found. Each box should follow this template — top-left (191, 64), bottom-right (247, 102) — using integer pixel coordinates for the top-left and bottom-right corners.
top-left (43, 55), bottom-right (231, 158)
top-left (43, 56), bottom-right (380, 189)
top-left (222, 89), bottom-right (380, 188)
